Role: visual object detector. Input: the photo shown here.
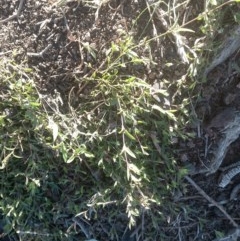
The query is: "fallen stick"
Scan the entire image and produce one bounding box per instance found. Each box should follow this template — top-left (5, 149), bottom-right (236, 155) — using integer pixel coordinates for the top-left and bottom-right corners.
top-left (184, 175), bottom-right (238, 228)
top-left (27, 44), bottom-right (53, 58)
top-left (0, 0), bottom-right (25, 24)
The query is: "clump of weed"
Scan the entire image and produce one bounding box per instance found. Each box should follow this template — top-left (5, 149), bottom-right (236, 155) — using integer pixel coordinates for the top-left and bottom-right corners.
top-left (0, 33), bottom-right (186, 241)
top-left (63, 33), bottom-right (187, 232)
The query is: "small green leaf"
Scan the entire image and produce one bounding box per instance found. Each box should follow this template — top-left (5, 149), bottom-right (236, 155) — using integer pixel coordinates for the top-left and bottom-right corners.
top-left (122, 145), bottom-right (136, 158)
top-left (128, 163), bottom-right (141, 175)
top-left (209, 0), bottom-right (217, 5)
top-left (30, 101), bottom-right (41, 107)
top-left (214, 230), bottom-right (225, 238)
top-left (23, 68), bottom-right (33, 73)
top-left (0, 115), bottom-right (6, 126)
top-left (60, 144), bottom-right (68, 162)
top-left (152, 105), bottom-right (177, 120)
top-left (124, 130), bottom-right (136, 141)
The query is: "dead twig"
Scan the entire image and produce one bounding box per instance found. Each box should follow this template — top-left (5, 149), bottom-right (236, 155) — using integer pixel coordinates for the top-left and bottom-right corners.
top-left (27, 44), bottom-right (53, 58)
top-left (0, 51), bottom-right (12, 56)
top-left (153, 6), bottom-right (189, 63)
top-left (185, 175), bottom-right (239, 228)
top-left (0, 0), bottom-right (25, 24)
top-left (145, 0), bottom-right (160, 47)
